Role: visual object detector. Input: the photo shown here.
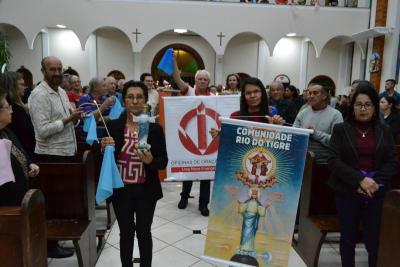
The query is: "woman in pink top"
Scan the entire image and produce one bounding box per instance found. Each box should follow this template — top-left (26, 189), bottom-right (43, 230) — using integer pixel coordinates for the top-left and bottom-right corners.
top-left (101, 81), bottom-right (168, 267)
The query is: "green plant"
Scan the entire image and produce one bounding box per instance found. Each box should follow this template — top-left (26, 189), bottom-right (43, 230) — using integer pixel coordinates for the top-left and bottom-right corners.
top-left (0, 32), bottom-right (12, 72)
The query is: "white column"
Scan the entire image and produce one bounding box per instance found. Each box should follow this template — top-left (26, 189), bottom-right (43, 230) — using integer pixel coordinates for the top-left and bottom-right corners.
top-left (257, 40), bottom-right (268, 84)
top-left (364, 0), bottom-right (378, 82)
top-left (133, 52), bottom-right (142, 81)
top-left (337, 42), bottom-right (353, 95)
top-left (41, 29), bottom-right (50, 58)
top-left (351, 41), bottom-right (367, 82)
top-left (298, 38), bottom-right (310, 92)
top-left (86, 33), bottom-right (97, 80)
top-left (380, 0), bottom-right (400, 90)
top-left (214, 54), bottom-right (223, 85)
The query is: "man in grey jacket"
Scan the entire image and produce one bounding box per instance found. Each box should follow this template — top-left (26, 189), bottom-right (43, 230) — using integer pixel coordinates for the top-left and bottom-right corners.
top-left (293, 83), bottom-right (343, 164)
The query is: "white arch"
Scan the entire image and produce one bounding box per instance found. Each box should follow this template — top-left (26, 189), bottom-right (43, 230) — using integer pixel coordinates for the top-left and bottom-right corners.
top-left (139, 26), bottom-right (218, 54)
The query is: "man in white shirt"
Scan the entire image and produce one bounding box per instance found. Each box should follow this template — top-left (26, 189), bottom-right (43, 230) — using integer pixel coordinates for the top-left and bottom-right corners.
top-left (28, 56), bottom-right (83, 259)
top-left (29, 56), bottom-right (83, 160)
top-left (140, 73), bottom-right (159, 116)
top-left (172, 55), bottom-right (213, 216)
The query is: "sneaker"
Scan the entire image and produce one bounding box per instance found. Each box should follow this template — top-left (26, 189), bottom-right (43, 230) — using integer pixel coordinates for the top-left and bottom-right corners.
top-left (199, 204), bottom-right (209, 217)
top-left (178, 197), bottom-right (188, 209)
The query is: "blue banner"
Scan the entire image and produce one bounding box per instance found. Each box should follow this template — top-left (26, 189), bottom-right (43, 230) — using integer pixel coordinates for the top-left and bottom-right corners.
top-left (203, 118), bottom-right (311, 267)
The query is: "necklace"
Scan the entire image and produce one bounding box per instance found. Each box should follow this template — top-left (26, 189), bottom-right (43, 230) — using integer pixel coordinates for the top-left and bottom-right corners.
top-left (356, 127), bottom-right (370, 138)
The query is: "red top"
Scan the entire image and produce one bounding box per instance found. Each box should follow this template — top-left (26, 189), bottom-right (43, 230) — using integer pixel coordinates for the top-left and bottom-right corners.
top-left (230, 111), bottom-right (266, 122)
top-left (181, 85), bottom-right (212, 96)
top-left (117, 127), bottom-right (145, 184)
top-left (67, 91), bottom-right (82, 104)
top-left (355, 122), bottom-right (375, 172)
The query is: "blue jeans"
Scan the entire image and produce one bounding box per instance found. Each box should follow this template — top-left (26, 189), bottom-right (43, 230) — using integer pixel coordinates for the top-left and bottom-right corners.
top-left (335, 192), bottom-right (384, 267)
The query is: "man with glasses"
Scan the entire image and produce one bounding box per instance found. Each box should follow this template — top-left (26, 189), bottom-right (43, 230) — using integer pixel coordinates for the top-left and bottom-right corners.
top-left (293, 83), bottom-right (343, 164)
top-left (268, 81), bottom-right (297, 124)
top-left (140, 73), bottom-right (159, 116)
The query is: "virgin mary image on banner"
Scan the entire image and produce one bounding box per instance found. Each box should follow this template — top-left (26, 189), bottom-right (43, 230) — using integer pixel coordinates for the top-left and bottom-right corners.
top-left (236, 187), bottom-right (271, 259)
top-left (203, 118), bottom-right (311, 267)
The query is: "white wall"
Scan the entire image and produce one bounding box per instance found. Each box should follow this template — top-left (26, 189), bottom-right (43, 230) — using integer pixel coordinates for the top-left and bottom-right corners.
top-left (265, 37), bottom-right (303, 87)
top-left (96, 28), bottom-right (134, 81)
top-left (141, 33), bottom-right (216, 83)
top-left (307, 38), bottom-right (341, 91)
top-left (5, 26), bottom-right (43, 85)
top-left (351, 42), bottom-right (365, 83)
top-left (224, 34), bottom-right (260, 81)
top-left (48, 29), bottom-right (91, 85)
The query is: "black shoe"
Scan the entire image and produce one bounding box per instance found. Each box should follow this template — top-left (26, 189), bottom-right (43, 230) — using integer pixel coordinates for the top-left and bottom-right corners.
top-left (48, 246), bottom-right (74, 258)
top-left (199, 204), bottom-right (209, 217)
top-left (178, 197), bottom-right (188, 209)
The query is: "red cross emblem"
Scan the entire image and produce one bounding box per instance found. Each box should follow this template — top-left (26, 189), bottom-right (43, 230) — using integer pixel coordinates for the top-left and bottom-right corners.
top-left (178, 102), bottom-right (221, 155)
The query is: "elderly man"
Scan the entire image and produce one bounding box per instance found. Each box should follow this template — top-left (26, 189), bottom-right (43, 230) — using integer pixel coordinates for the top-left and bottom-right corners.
top-left (28, 56), bottom-right (83, 258)
top-left (78, 78), bottom-right (114, 117)
top-left (105, 76), bottom-right (122, 102)
top-left (117, 78), bottom-right (125, 93)
top-left (78, 77), bottom-right (115, 138)
top-left (268, 81), bottom-right (297, 124)
top-left (172, 55), bottom-right (213, 216)
top-left (140, 73), bottom-right (159, 116)
top-left (293, 83), bottom-right (343, 164)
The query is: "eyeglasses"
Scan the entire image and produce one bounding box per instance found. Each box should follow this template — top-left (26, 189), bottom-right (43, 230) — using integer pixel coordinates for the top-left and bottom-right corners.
top-left (0, 105), bottom-right (12, 112)
top-left (354, 102), bottom-right (374, 110)
top-left (244, 90), bottom-right (262, 97)
top-left (125, 95), bottom-right (145, 102)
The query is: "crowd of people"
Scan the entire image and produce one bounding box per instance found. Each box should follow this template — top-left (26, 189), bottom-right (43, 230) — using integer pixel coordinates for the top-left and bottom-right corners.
top-left (0, 54), bottom-right (399, 267)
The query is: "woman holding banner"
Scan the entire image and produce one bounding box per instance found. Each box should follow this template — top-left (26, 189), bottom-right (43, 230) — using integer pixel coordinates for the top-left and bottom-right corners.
top-left (210, 77), bottom-right (285, 140)
top-left (328, 81), bottom-right (398, 267)
top-left (101, 80), bottom-right (168, 267)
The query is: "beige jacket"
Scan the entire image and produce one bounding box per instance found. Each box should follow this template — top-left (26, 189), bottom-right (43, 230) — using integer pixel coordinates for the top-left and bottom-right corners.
top-left (28, 81), bottom-right (76, 156)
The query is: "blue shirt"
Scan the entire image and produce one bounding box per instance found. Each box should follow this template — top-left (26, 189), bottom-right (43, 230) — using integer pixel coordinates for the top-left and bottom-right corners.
top-left (78, 93), bottom-right (111, 115)
top-left (379, 90), bottom-right (400, 104)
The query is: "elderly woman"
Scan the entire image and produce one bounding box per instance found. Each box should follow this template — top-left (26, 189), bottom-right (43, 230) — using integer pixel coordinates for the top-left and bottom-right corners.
top-left (328, 81), bottom-right (398, 267)
top-left (101, 80), bottom-right (168, 267)
top-left (0, 90), bottom-right (40, 206)
top-left (0, 72), bottom-right (36, 158)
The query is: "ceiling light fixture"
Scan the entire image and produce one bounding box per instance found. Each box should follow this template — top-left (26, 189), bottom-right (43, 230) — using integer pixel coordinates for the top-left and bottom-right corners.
top-left (174, 29), bottom-right (187, 34)
top-left (286, 33), bottom-right (297, 37)
top-left (56, 24), bottom-right (67, 29)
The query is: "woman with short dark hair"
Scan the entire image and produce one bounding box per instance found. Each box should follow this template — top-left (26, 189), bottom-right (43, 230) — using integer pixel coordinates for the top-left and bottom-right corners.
top-left (101, 80), bottom-right (168, 267)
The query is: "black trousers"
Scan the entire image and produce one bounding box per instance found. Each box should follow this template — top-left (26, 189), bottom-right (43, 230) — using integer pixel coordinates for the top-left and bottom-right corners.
top-left (34, 153), bottom-right (75, 162)
top-left (335, 192), bottom-right (384, 267)
top-left (180, 180), bottom-right (210, 205)
top-left (111, 184), bottom-right (157, 267)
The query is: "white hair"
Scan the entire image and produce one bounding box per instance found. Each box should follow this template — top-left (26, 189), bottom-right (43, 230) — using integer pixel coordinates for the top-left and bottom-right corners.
top-left (195, 69), bottom-right (210, 81)
top-left (105, 76), bottom-right (116, 84)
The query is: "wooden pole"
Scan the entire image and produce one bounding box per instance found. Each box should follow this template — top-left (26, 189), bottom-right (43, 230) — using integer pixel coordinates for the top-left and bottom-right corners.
top-left (370, 0), bottom-right (389, 92)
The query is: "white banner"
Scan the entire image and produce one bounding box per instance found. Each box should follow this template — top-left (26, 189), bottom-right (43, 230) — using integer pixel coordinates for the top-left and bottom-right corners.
top-left (163, 95), bottom-right (240, 181)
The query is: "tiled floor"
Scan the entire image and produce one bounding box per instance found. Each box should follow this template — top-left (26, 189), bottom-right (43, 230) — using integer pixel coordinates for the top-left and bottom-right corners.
top-left (48, 182), bottom-right (368, 267)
